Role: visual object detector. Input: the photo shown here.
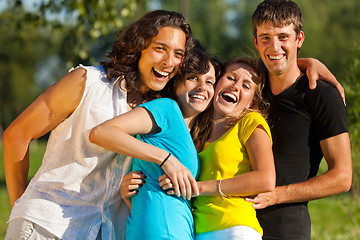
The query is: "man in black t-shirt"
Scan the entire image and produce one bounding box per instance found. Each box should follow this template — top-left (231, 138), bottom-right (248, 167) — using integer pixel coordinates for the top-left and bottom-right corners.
top-left (246, 1), bottom-right (352, 239)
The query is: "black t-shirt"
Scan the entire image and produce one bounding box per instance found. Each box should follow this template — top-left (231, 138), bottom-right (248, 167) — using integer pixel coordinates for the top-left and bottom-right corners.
top-left (257, 75), bottom-right (348, 240)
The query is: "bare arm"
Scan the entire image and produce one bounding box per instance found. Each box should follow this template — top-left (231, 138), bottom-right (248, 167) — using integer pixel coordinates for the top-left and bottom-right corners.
top-left (198, 126), bottom-right (275, 196)
top-left (3, 68), bottom-right (86, 207)
top-left (160, 126), bottom-right (275, 197)
top-left (246, 133), bottom-right (352, 209)
top-left (89, 107), bottom-right (199, 200)
top-left (298, 58), bottom-right (345, 101)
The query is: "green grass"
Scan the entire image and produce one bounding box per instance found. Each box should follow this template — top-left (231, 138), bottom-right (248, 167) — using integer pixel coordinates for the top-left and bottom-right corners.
top-left (309, 193), bottom-right (360, 240)
top-left (1, 140), bottom-right (359, 239)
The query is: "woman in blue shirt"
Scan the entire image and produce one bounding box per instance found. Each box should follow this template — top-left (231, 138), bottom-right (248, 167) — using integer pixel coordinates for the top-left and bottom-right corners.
top-left (89, 41), bottom-right (221, 240)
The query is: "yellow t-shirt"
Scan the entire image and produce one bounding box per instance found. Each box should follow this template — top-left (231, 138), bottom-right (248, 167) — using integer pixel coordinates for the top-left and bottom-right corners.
top-left (192, 111), bottom-right (272, 235)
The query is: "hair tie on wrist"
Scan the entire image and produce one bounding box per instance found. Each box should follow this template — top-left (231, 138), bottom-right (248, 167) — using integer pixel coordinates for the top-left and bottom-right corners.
top-left (160, 152), bottom-right (171, 167)
top-left (217, 179), bottom-right (227, 200)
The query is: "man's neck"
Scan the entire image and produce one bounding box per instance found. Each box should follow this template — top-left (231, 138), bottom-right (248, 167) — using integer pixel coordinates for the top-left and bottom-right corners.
top-left (268, 66), bottom-right (303, 95)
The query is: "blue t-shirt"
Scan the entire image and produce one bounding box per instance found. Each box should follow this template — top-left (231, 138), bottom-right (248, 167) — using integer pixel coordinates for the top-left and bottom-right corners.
top-left (125, 98), bottom-right (199, 240)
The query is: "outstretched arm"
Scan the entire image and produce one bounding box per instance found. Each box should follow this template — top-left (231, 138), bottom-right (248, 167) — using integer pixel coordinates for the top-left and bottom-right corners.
top-left (298, 58), bottom-right (345, 102)
top-left (3, 68), bottom-right (86, 207)
top-left (160, 126), bottom-right (275, 197)
top-left (246, 133), bottom-right (352, 209)
top-left (89, 107), bottom-right (199, 200)
top-left (197, 126), bottom-right (275, 196)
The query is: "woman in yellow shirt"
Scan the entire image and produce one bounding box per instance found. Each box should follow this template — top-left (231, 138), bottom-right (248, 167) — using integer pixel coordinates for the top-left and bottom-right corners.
top-left (160, 56), bottom-right (275, 239)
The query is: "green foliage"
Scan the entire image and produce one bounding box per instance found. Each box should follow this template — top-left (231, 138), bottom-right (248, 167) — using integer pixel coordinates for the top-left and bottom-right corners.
top-left (309, 194), bottom-right (360, 239)
top-left (344, 44), bottom-right (360, 134)
top-left (23, 0), bottom-right (146, 67)
top-left (188, 0), bottom-right (261, 61)
top-left (343, 44), bottom-right (360, 234)
top-left (150, 0), bottom-right (262, 61)
top-left (0, 3), bottom-right (55, 132)
top-left (0, 0), bottom-right (146, 131)
top-left (296, 0), bottom-right (360, 78)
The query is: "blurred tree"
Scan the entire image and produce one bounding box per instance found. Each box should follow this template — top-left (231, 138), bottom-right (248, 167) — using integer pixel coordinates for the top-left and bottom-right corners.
top-left (31, 0), bottom-right (148, 68)
top-left (188, 0), bottom-right (260, 61)
top-left (0, 0), bottom-right (146, 132)
top-left (342, 43), bottom-right (360, 234)
top-left (296, 0), bottom-right (360, 78)
top-left (344, 44), bottom-right (360, 134)
top-left (0, 2), bottom-right (54, 135)
top-left (1, 0), bottom-right (360, 134)
top-left (147, 0), bottom-right (262, 61)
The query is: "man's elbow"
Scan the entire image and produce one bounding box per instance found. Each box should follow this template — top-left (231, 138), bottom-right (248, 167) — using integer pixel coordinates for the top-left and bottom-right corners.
top-left (342, 173), bottom-right (352, 193)
top-left (337, 170), bottom-right (352, 193)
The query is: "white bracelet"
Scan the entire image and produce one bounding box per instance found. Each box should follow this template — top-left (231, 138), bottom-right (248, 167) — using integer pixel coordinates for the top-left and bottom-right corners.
top-left (217, 179), bottom-right (227, 200)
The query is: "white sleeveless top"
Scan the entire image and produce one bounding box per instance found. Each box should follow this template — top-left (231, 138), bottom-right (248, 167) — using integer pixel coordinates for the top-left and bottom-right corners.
top-left (9, 65), bottom-right (132, 240)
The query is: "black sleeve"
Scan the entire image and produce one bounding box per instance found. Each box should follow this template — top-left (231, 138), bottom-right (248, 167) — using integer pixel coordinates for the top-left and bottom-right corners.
top-left (306, 81), bottom-right (348, 141)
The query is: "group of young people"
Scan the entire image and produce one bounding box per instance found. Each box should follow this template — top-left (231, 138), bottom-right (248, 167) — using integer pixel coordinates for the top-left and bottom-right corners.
top-left (3, 0), bottom-right (351, 240)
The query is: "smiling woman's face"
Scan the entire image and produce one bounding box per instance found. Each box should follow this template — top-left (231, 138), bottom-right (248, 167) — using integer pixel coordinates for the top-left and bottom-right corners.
top-left (138, 26), bottom-right (186, 94)
top-left (213, 62), bottom-right (259, 118)
top-left (175, 63), bottom-right (216, 118)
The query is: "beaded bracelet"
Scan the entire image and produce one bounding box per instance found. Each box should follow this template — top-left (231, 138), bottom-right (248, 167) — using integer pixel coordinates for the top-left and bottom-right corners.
top-left (217, 179), bottom-right (228, 200)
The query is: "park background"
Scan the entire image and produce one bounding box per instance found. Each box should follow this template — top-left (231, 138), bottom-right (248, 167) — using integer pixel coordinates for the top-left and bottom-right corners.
top-left (0, 0), bottom-right (359, 239)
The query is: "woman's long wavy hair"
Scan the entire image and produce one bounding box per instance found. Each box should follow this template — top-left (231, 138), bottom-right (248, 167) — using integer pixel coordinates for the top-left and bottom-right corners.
top-left (101, 10), bottom-right (193, 100)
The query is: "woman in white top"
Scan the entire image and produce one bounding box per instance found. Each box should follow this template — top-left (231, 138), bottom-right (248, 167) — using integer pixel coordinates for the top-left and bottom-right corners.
top-left (3, 10), bottom-right (197, 240)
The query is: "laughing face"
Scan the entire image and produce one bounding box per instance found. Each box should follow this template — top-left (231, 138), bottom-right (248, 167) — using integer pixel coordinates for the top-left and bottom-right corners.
top-left (138, 26), bottom-right (186, 94)
top-left (213, 62), bottom-right (259, 118)
top-left (253, 22), bottom-right (304, 77)
top-left (176, 63), bottom-right (216, 118)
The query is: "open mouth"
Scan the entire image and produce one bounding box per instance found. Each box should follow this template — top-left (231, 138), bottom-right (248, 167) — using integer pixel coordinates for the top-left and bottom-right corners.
top-left (153, 68), bottom-right (170, 80)
top-left (189, 94), bottom-right (206, 102)
top-left (221, 92), bottom-right (237, 103)
top-left (268, 54), bottom-right (284, 61)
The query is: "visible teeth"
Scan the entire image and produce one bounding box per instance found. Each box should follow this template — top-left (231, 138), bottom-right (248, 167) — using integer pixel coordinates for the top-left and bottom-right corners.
top-left (190, 94), bottom-right (205, 100)
top-left (153, 68), bottom-right (170, 77)
top-left (223, 92), bottom-right (237, 102)
top-left (269, 55), bottom-right (283, 60)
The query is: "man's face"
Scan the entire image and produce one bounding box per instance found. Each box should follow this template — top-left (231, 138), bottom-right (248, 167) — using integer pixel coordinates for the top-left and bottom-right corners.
top-left (253, 22), bottom-right (304, 76)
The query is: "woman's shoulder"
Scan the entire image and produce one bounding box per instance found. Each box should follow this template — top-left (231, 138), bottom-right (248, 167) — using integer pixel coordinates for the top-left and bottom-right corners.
top-left (68, 65), bottom-right (108, 86)
top-left (237, 111), bottom-right (271, 139)
top-left (241, 111), bottom-right (267, 125)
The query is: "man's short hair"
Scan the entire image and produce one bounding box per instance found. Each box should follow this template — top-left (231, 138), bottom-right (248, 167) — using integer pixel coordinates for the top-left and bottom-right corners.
top-left (252, 0), bottom-right (303, 38)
